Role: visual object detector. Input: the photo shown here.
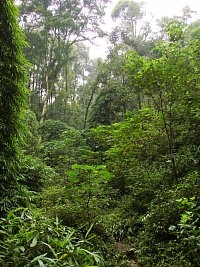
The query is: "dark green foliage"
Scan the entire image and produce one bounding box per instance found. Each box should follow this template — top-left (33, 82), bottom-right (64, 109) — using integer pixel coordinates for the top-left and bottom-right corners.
top-left (39, 127), bottom-right (88, 173)
top-left (89, 86), bottom-right (126, 126)
top-left (39, 119), bottom-right (70, 142)
top-left (67, 164), bottom-right (112, 219)
top-left (0, 0), bottom-right (29, 211)
top-left (40, 164), bottom-right (112, 226)
top-left (20, 155), bottom-right (56, 192)
top-left (88, 45), bottom-right (135, 127)
top-left (22, 109), bottom-right (40, 154)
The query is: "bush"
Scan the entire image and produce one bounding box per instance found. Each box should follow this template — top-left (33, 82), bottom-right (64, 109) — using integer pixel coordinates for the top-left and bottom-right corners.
top-left (40, 164), bottom-right (113, 226)
top-left (39, 120), bottom-right (70, 142)
top-left (20, 155), bottom-right (56, 192)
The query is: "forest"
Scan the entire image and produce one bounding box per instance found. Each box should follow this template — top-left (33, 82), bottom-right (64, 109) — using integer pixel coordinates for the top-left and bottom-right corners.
top-left (0, 0), bottom-right (200, 266)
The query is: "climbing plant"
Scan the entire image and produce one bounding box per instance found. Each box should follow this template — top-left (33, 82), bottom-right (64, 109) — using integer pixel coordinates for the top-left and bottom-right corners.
top-left (0, 0), bottom-right (29, 211)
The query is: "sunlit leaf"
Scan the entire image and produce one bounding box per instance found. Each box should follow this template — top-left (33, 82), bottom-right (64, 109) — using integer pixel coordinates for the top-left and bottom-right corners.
top-left (30, 237), bottom-right (38, 247)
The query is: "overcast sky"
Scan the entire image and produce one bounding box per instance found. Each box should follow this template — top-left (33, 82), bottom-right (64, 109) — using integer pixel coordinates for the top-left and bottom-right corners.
top-left (136, 0), bottom-right (199, 18)
top-left (89, 0), bottom-right (200, 58)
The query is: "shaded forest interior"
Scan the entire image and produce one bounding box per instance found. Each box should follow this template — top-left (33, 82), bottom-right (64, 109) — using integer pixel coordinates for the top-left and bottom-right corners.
top-left (0, 0), bottom-right (200, 266)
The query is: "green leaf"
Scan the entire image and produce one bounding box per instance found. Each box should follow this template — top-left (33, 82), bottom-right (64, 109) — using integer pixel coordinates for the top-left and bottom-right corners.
top-left (42, 242), bottom-right (57, 257)
top-left (19, 246), bottom-right (25, 252)
top-left (38, 259), bottom-right (45, 267)
top-left (181, 213), bottom-right (189, 223)
top-left (82, 165), bottom-right (94, 171)
top-left (31, 253), bottom-right (47, 262)
top-left (65, 184), bottom-right (73, 190)
top-left (96, 165), bottom-right (106, 170)
top-left (68, 170), bottom-right (77, 177)
top-left (30, 236), bottom-right (38, 247)
top-left (85, 223), bottom-right (94, 238)
top-left (72, 164), bottom-right (81, 169)
top-left (169, 225), bottom-right (176, 231)
top-left (69, 177), bottom-right (80, 183)
top-left (99, 170), bottom-right (111, 178)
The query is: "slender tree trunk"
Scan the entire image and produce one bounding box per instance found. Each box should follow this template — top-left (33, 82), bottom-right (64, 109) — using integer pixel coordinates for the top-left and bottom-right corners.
top-left (137, 89), bottom-right (141, 110)
top-left (151, 65), bottom-right (178, 182)
top-left (84, 78), bottom-right (99, 129)
top-left (40, 74), bottom-right (49, 124)
top-left (159, 91), bottom-right (178, 182)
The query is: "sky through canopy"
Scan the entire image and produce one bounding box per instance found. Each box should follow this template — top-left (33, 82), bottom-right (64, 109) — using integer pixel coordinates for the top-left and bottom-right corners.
top-left (89, 0), bottom-right (200, 58)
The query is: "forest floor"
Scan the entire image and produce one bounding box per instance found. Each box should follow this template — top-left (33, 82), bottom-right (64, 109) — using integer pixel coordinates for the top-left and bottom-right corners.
top-left (115, 242), bottom-right (139, 267)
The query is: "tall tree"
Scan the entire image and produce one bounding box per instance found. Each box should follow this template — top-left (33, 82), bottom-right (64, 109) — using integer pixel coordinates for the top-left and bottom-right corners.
top-left (126, 22), bottom-right (200, 182)
top-left (19, 0), bottom-right (109, 123)
top-left (157, 6), bottom-right (196, 40)
top-left (89, 44), bottom-right (135, 127)
top-left (46, 43), bottom-right (93, 128)
top-left (110, 0), bottom-right (152, 55)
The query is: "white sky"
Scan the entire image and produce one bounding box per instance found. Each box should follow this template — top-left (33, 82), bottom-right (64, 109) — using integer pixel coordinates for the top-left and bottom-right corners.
top-left (89, 0), bottom-right (200, 58)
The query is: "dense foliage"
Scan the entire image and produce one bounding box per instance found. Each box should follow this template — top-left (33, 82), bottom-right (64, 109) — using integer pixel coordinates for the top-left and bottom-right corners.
top-left (0, 208), bottom-right (103, 266)
top-left (1, 0), bottom-right (200, 266)
top-left (0, 0), bottom-right (29, 211)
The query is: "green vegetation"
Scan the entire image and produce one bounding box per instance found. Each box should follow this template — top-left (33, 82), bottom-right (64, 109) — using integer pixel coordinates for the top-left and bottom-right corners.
top-left (0, 0), bottom-right (29, 211)
top-left (0, 0), bottom-right (200, 266)
top-left (0, 208), bottom-right (103, 266)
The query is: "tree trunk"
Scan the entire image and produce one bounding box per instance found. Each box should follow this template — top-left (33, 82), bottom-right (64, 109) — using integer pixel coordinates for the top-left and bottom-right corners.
top-left (40, 74), bottom-right (49, 124)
